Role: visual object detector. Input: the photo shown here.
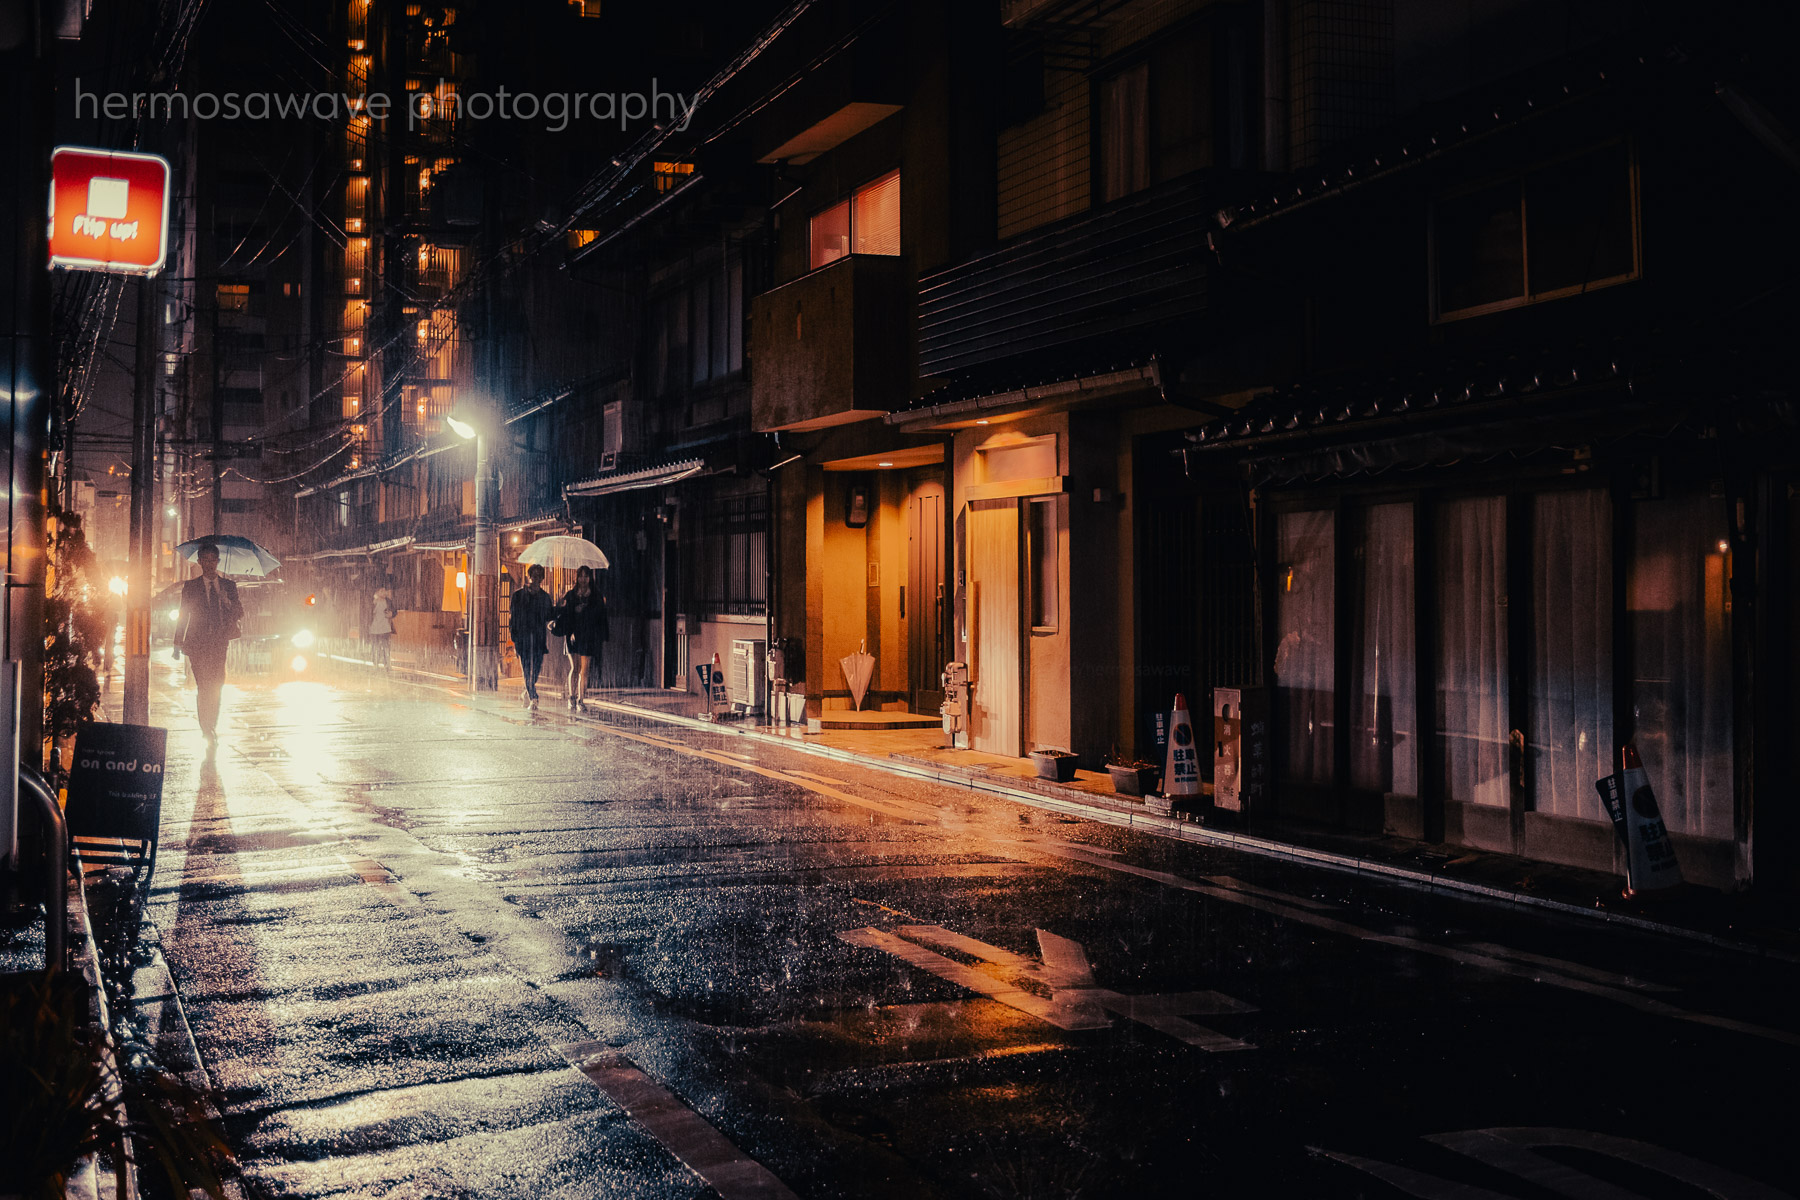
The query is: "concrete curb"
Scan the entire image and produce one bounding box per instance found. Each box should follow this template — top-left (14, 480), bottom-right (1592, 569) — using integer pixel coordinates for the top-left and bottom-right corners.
top-left (350, 657), bottom-right (1794, 962)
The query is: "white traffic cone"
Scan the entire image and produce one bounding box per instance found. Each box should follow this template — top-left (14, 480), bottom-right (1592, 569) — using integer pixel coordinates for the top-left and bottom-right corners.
top-left (1164, 692), bottom-right (1202, 799)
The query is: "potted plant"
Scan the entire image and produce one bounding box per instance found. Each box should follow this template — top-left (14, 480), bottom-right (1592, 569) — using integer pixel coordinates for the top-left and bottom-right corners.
top-left (1029, 748), bottom-right (1080, 783)
top-left (1105, 752), bottom-right (1160, 797)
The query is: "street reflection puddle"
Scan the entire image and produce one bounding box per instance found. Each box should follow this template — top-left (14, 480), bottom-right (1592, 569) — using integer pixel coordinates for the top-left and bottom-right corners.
top-left (576, 940), bottom-right (631, 978)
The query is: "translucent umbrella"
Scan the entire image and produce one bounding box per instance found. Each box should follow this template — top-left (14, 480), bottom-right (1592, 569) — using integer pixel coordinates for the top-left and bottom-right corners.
top-left (840, 639), bottom-right (875, 712)
top-left (175, 534), bottom-right (281, 577)
top-left (516, 535), bottom-right (609, 572)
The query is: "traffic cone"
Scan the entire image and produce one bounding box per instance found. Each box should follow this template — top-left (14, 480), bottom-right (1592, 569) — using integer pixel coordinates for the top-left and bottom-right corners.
top-left (1163, 693), bottom-right (1202, 799)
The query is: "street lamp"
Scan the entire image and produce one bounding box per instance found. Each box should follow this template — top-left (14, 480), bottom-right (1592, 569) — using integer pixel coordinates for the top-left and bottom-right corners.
top-left (447, 410), bottom-right (496, 695)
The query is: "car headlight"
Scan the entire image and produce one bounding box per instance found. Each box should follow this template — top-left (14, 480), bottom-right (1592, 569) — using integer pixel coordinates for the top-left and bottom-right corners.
top-left (292, 629), bottom-right (315, 648)
top-left (291, 654), bottom-right (308, 672)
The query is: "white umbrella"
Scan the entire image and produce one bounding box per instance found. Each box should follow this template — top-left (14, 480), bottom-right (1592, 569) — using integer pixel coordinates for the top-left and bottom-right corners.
top-left (175, 535), bottom-right (281, 577)
top-left (516, 535), bottom-right (609, 572)
top-left (839, 639), bottom-right (875, 712)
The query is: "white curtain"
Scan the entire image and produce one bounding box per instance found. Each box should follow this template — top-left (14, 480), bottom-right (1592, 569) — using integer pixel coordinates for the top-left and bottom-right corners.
top-left (1275, 510), bottom-right (1335, 786)
top-left (1351, 504), bottom-right (1417, 796)
top-left (1436, 496), bottom-right (1509, 808)
top-left (1530, 490), bottom-right (1612, 821)
top-left (1629, 493), bottom-right (1733, 840)
top-left (1099, 63), bottom-right (1149, 203)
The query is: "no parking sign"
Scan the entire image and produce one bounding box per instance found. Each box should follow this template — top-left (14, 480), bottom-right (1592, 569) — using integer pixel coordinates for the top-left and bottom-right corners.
top-left (695, 654), bottom-right (728, 717)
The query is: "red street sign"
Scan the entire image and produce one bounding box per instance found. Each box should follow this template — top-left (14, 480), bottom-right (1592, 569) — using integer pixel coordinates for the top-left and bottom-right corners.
top-left (48, 146), bottom-right (171, 275)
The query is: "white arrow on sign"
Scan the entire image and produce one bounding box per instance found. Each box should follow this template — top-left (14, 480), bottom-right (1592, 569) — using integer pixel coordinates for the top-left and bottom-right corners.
top-left (839, 923), bottom-right (1255, 1051)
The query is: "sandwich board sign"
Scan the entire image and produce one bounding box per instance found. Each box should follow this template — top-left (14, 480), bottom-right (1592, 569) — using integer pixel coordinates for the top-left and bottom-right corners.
top-left (64, 722), bottom-right (168, 842)
top-left (48, 147), bottom-right (172, 275)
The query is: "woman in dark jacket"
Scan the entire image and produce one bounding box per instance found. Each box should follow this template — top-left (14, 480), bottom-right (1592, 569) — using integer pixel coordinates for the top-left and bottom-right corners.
top-left (555, 564), bottom-right (609, 711)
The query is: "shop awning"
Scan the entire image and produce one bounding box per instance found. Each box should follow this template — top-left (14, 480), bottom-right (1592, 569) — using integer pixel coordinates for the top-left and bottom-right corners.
top-left (295, 535), bottom-right (415, 561)
top-left (563, 457), bottom-right (705, 498)
top-left (887, 362), bottom-right (1161, 432)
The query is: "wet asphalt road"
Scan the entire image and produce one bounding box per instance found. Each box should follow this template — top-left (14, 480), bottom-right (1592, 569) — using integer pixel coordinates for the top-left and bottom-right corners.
top-left (138, 654), bottom-right (1797, 1199)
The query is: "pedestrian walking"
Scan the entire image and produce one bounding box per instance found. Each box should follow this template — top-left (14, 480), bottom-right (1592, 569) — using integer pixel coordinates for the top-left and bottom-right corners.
top-left (370, 586), bottom-right (395, 671)
top-left (508, 563), bottom-right (555, 711)
top-left (554, 565), bottom-right (609, 711)
top-left (172, 541), bottom-right (243, 743)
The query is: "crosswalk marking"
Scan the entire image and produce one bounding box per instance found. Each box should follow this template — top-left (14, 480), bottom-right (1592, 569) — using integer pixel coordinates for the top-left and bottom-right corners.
top-left (840, 924), bottom-right (1256, 1050)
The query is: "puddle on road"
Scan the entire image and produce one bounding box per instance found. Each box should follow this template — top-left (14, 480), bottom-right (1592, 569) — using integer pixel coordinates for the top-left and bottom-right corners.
top-left (577, 940), bottom-right (632, 979)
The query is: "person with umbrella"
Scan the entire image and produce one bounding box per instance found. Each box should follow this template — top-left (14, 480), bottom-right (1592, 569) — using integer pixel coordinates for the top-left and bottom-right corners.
top-left (508, 563), bottom-right (554, 711)
top-left (369, 587), bottom-right (395, 671)
top-left (173, 541), bottom-right (244, 743)
top-left (553, 564), bottom-right (609, 712)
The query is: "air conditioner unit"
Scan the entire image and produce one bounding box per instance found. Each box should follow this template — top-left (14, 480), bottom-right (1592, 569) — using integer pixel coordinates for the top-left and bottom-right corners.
top-left (728, 639), bottom-right (766, 713)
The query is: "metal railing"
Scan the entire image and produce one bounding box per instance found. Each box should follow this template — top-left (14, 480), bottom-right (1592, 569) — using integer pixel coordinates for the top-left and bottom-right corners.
top-left (19, 766), bottom-right (66, 975)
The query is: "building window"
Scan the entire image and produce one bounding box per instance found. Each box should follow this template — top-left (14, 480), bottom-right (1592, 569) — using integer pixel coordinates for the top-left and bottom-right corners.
top-left (1027, 496), bottom-right (1058, 632)
top-left (217, 283), bottom-right (250, 311)
top-left (1098, 62), bottom-right (1150, 204)
top-left (650, 256), bottom-right (745, 397)
top-left (1274, 509), bottom-right (1335, 787)
top-left (1350, 503), bottom-right (1417, 798)
top-left (809, 171), bottom-right (901, 270)
top-left (852, 170), bottom-right (901, 255)
top-left (1432, 142), bottom-right (1639, 321)
top-left (1096, 10), bottom-right (1260, 205)
top-left (1529, 489), bottom-right (1613, 823)
top-left (1628, 491), bottom-right (1734, 840)
top-left (1436, 496), bottom-right (1510, 810)
top-left (652, 159), bottom-right (695, 193)
top-left (684, 491), bottom-right (768, 616)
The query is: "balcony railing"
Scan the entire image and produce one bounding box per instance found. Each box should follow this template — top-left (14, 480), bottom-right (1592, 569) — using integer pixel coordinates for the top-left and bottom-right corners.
top-left (918, 173), bottom-right (1224, 378)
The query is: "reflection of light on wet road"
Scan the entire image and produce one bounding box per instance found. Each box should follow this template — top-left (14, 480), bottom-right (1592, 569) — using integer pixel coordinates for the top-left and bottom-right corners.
top-left (268, 681), bottom-right (343, 781)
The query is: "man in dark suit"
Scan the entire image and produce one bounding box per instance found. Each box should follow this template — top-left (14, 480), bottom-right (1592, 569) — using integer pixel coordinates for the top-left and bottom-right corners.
top-left (173, 542), bottom-right (243, 741)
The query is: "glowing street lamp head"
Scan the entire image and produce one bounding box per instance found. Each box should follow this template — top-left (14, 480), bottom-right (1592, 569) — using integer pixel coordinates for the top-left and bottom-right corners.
top-left (108, 576), bottom-right (127, 595)
top-left (446, 415), bottom-right (477, 440)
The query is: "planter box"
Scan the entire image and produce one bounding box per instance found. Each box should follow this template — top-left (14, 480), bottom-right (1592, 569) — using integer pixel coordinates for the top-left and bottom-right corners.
top-left (1030, 750), bottom-right (1079, 783)
top-left (1107, 764), bottom-right (1158, 796)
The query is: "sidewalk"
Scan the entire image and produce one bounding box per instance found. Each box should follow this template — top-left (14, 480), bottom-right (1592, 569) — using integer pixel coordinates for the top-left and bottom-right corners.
top-left (346, 654), bottom-right (1800, 961)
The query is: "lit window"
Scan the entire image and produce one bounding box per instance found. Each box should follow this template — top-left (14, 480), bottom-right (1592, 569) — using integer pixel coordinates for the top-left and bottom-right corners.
top-left (217, 283), bottom-right (250, 311)
top-left (653, 160), bottom-right (695, 194)
top-left (853, 171), bottom-right (901, 255)
top-left (809, 171), bottom-right (901, 270)
top-left (809, 199), bottom-right (850, 269)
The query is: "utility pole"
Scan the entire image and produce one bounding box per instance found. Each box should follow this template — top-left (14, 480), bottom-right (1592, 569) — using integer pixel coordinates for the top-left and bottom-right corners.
top-left (123, 277), bottom-right (160, 725)
top-left (472, 429), bottom-right (496, 692)
top-left (2, 0), bottom-right (55, 885)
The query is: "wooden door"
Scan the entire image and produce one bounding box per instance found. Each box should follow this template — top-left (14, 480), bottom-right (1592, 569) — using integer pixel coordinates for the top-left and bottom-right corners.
top-left (907, 475), bottom-right (946, 712)
top-left (969, 498), bottom-right (1023, 755)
